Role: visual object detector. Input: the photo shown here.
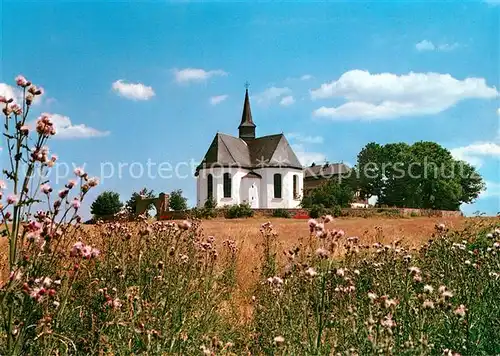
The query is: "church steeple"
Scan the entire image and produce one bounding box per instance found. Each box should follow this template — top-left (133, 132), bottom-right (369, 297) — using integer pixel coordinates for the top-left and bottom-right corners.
top-left (238, 87), bottom-right (256, 142)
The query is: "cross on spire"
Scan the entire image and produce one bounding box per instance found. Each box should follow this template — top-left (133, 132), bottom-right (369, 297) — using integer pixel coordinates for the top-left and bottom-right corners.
top-left (244, 81), bottom-right (250, 90)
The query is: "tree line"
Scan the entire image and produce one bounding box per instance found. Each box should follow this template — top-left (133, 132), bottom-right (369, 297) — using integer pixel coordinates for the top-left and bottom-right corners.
top-left (302, 141), bottom-right (485, 212)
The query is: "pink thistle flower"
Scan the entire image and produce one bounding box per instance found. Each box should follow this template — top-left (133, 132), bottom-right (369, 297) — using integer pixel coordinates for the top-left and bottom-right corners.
top-left (381, 314), bottom-right (396, 329)
top-left (315, 247), bottom-right (329, 259)
top-left (315, 229), bottom-right (327, 239)
top-left (74, 167), bottom-right (85, 177)
top-left (423, 300), bottom-right (435, 309)
top-left (305, 267), bottom-right (318, 277)
top-left (91, 248), bottom-right (100, 258)
top-left (35, 114), bottom-right (56, 136)
top-left (58, 189), bottom-right (69, 199)
top-left (384, 298), bottom-right (398, 309)
top-left (19, 125), bottom-right (29, 135)
top-left (308, 219), bottom-right (318, 232)
top-left (10, 104), bottom-right (22, 115)
top-left (0, 96), bottom-right (7, 103)
top-left (66, 179), bottom-right (77, 189)
top-left (323, 214), bottom-right (334, 223)
top-left (71, 198), bottom-right (81, 210)
top-left (82, 245), bottom-right (92, 259)
top-left (179, 220), bottom-right (191, 230)
top-left (0, 180), bottom-right (6, 190)
top-left (7, 194), bottom-right (19, 205)
top-left (315, 222), bottom-right (325, 231)
top-left (454, 304), bottom-right (467, 317)
top-left (15, 75), bottom-right (29, 87)
top-left (423, 285), bottom-right (434, 294)
top-left (70, 241), bottom-right (84, 257)
top-left (273, 336), bottom-right (285, 345)
top-left (408, 266), bottom-right (421, 275)
top-left (40, 184), bottom-right (52, 194)
top-left (87, 177), bottom-right (99, 187)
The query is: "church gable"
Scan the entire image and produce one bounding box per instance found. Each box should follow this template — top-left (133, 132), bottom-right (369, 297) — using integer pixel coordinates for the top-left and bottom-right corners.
top-left (268, 135), bottom-right (302, 168)
top-left (196, 88), bottom-right (303, 172)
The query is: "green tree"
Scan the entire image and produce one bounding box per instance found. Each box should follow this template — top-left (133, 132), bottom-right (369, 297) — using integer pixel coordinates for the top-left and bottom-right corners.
top-left (351, 141), bottom-right (485, 210)
top-left (301, 179), bottom-right (355, 209)
top-left (125, 187), bottom-right (155, 213)
top-left (169, 189), bottom-right (188, 211)
top-left (90, 191), bottom-right (123, 217)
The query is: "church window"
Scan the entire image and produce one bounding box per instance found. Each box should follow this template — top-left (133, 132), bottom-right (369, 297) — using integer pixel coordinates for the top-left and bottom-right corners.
top-left (223, 173), bottom-right (232, 198)
top-left (273, 173), bottom-right (282, 199)
top-left (207, 174), bottom-right (213, 200)
top-left (293, 174), bottom-right (299, 199)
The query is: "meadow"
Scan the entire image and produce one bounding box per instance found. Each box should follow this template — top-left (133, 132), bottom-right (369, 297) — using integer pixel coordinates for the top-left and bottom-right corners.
top-left (2, 215), bottom-right (499, 355)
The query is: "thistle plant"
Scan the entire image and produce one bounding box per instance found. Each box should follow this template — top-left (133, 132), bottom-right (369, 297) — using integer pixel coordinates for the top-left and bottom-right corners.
top-left (0, 75), bottom-right (99, 354)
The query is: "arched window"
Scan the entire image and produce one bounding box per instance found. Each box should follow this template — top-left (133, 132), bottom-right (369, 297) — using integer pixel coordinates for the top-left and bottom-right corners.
top-left (293, 174), bottom-right (299, 199)
top-left (273, 173), bottom-right (282, 199)
top-left (223, 173), bottom-right (232, 198)
top-left (207, 174), bottom-right (213, 200)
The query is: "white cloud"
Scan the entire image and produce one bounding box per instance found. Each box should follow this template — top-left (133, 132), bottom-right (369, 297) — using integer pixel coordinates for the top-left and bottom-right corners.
top-left (0, 83), bottom-right (43, 106)
top-left (291, 143), bottom-right (326, 166)
top-left (311, 70), bottom-right (498, 120)
top-left (172, 68), bottom-right (227, 84)
top-left (416, 40), bottom-right (435, 51)
top-left (497, 108), bottom-right (500, 116)
top-left (450, 142), bottom-right (500, 167)
top-left (253, 86), bottom-right (291, 105)
top-left (210, 94), bottom-right (228, 106)
top-left (416, 40), bottom-right (459, 52)
top-left (279, 95), bottom-right (295, 107)
top-left (438, 42), bottom-right (460, 51)
top-left (300, 74), bottom-right (313, 81)
top-left (112, 80), bottom-right (155, 101)
top-left (287, 132), bottom-right (324, 144)
top-left (50, 114), bottom-right (110, 139)
top-left (481, 181), bottom-right (500, 198)
top-left (0, 83), bottom-right (21, 103)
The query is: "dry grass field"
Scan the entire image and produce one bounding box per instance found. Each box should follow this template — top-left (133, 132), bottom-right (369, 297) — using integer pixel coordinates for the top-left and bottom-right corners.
top-left (197, 216), bottom-right (468, 295)
top-left (0, 215), bottom-right (466, 283)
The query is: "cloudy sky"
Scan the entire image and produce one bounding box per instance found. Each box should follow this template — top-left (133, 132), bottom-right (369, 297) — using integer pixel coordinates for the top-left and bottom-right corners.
top-left (1, 1), bottom-right (499, 216)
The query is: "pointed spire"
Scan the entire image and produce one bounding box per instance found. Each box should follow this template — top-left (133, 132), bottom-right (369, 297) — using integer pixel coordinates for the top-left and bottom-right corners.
top-left (239, 87), bottom-right (256, 141)
top-left (239, 88), bottom-right (255, 128)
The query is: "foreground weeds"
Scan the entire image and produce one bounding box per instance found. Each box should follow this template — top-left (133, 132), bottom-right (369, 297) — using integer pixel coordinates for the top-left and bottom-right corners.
top-left (252, 218), bottom-right (500, 355)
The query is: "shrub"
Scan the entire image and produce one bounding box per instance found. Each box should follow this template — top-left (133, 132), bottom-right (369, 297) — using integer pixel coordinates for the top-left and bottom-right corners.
top-left (189, 198), bottom-right (218, 219)
top-left (272, 209), bottom-right (291, 218)
top-left (301, 179), bottom-right (354, 209)
top-left (309, 204), bottom-right (326, 218)
top-left (329, 205), bottom-right (342, 217)
top-left (225, 203), bottom-right (254, 219)
top-left (169, 189), bottom-right (188, 211)
top-left (91, 191), bottom-right (123, 218)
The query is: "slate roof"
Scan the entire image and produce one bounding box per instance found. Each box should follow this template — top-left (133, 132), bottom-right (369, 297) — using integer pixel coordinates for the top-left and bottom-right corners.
top-left (196, 133), bottom-right (303, 173)
top-left (239, 89), bottom-right (255, 128)
top-left (304, 163), bottom-right (351, 179)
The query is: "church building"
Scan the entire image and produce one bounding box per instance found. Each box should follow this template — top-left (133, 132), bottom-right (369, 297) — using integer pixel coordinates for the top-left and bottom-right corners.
top-left (196, 89), bottom-right (304, 209)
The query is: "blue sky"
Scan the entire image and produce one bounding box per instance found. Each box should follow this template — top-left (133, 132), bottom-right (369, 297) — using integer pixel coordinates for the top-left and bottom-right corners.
top-left (1, 0), bottom-right (499, 217)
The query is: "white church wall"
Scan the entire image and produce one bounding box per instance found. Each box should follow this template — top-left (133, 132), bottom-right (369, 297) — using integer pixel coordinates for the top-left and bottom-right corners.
top-left (255, 167), bottom-right (303, 209)
top-left (196, 167), bottom-right (248, 207)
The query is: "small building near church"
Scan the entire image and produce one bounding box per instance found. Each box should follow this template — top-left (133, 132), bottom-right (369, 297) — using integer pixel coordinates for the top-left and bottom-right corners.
top-left (195, 89), bottom-right (304, 209)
